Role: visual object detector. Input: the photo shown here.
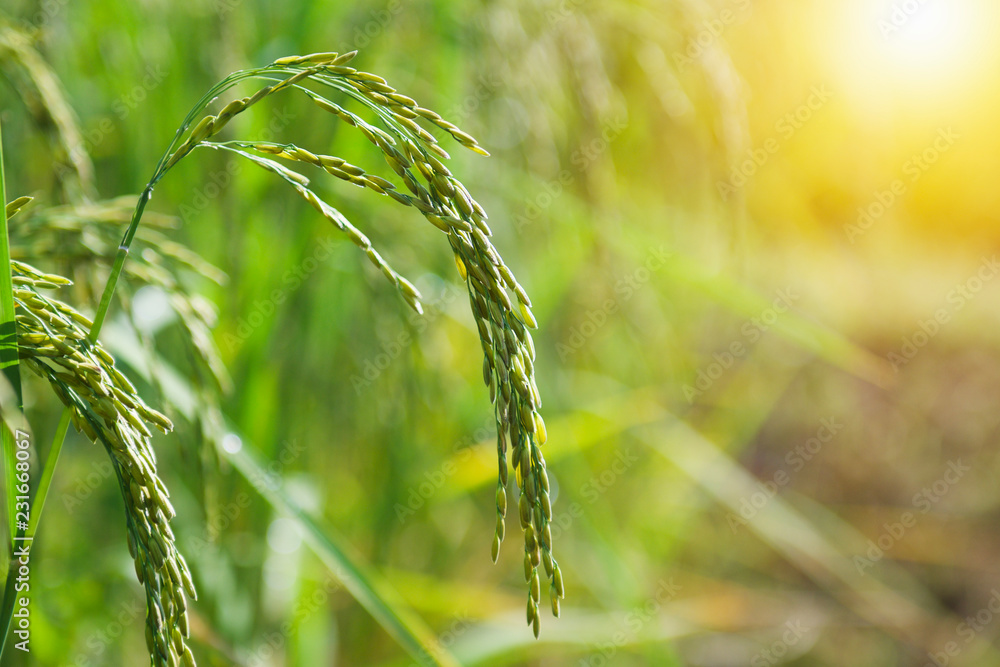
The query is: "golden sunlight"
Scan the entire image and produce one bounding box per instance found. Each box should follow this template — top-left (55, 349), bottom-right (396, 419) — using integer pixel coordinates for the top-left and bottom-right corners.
top-left (830, 0), bottom-right (991, 109)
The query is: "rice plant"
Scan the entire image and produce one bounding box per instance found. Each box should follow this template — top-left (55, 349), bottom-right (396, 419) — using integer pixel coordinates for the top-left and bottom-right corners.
top-left (0, 45), bottom-right (559, 666)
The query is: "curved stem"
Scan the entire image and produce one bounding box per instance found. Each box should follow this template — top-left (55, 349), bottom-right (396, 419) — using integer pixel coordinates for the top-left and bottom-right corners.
top-left (87, 186), bottom-right (153, 342)
top-left (16, 61), bottom-right (424, 649)
top-left (17, 65), bottom-right (301, 557)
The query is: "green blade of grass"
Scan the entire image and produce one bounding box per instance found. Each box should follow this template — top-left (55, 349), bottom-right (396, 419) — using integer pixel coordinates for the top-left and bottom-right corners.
top-left (0, 118), bottom-right (23, 544)
top-left (226, 443), bottom-right (461, 667)
top-left (659, 252), bottom-right (896, 389)
top-left (635, 416), bottom-right (1000, 663)
top-left (101, 322), bottom-right (460, 667)
top-left (0, 116), bottom-right (28, 663)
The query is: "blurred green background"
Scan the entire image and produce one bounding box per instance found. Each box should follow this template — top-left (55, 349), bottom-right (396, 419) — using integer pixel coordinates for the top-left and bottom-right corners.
top-left (3, 0), bottom-right (1000, 664)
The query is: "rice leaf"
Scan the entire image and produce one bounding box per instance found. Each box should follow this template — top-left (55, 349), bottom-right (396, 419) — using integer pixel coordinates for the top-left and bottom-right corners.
top-left (227, 443), bottom-right (462, 667)
top-left (101, 323), bottom-right (460, 667)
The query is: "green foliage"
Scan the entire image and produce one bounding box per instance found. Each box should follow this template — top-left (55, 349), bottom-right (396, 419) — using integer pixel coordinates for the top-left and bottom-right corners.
top-left (2, 0), bottom-right (998, 666)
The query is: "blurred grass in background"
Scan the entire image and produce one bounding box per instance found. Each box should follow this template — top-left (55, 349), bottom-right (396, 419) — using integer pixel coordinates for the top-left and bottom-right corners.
top-left (3, 0), bottom-right (1000, 664)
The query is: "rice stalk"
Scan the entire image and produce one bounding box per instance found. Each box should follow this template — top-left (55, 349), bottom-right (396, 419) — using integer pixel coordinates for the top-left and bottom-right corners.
top-left (9, 196), bottom-right (232, 616)
top-left (151, 51), bottom-right (562, 635)
top-left (11, 260), bottom-right (195, 667)
top-left (5, 48), bottom-right (558, 660)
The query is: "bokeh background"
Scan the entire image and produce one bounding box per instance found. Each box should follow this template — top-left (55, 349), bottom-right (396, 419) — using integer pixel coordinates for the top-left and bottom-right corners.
top-left (3, 0), bottom-right (1000, 664)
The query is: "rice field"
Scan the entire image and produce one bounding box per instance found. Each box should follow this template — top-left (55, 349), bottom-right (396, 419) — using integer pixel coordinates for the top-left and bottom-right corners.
top-left (1, 1), bottom-right (999, 665)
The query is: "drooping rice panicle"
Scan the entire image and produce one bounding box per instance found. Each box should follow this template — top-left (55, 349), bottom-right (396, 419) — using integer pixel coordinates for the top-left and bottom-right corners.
top-left (153, 51), bottom-right (561, 635)
top-left (4, 48), bottom-right (557, 660)
top-left (12, 260), bottom-right (195, 667)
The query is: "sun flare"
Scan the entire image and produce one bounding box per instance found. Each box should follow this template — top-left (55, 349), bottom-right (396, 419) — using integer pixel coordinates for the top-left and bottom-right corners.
top-left (879, 2), bottom-right (970, 72)
top-left (830, 0), bottom-right (992, 108)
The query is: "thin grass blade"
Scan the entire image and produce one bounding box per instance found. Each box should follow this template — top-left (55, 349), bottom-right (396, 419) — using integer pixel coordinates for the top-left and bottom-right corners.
top-left (0, 116), bottom-right (28, 663)
top-left (101, 323), bottom-right (460, 667)
top-left (227, 444), bottom-right (462, 667)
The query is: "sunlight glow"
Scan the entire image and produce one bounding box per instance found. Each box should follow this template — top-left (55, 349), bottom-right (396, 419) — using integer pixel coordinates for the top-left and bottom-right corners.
top-left (878, 2), bottom-right (967, 71)
top-left (828, 0), bottom-right (991, 112)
